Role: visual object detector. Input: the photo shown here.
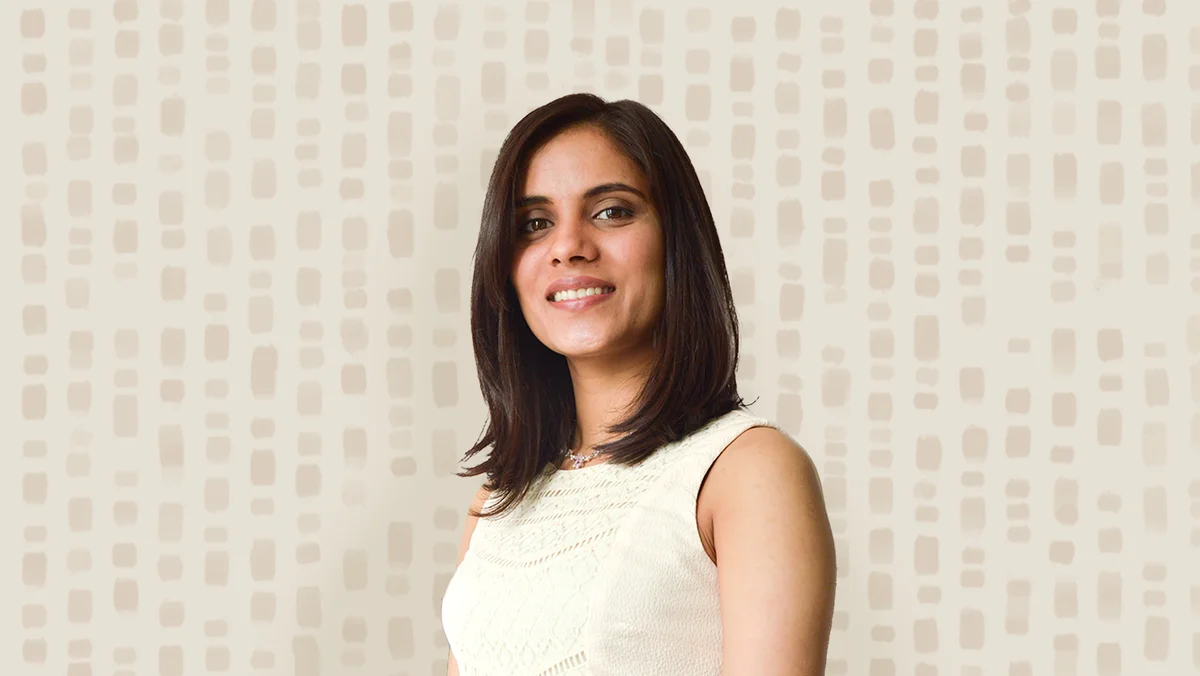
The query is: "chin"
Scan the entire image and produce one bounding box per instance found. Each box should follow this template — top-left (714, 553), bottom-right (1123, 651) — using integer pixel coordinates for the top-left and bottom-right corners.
top-left (550, 340), bottom-right (611, 357)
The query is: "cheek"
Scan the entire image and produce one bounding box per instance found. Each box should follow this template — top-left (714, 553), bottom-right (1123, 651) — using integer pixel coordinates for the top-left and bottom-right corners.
top-left (643, 243), bottom-right (666, 284)
top-left (510, 258), bottom-right (535, 301)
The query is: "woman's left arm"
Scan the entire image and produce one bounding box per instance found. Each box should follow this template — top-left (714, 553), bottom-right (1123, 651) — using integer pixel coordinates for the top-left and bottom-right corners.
top-left (712, 428), bottom-right (837, 676)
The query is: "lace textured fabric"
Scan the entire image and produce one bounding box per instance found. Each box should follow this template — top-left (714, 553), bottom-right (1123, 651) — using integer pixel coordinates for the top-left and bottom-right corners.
top-left (440, 409), bottom-right (789, 676)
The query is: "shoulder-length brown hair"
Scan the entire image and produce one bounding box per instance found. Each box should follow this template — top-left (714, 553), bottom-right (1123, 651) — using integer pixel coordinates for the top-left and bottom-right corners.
top-left (459, 92), bottom-right (754, 519)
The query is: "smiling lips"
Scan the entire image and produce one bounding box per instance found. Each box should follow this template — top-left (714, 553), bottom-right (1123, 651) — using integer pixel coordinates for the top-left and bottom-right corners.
top-left (548, 287), bottom-right (615, 310)
top-left (548, 285), bottom-right (616, 302)
top-left (544, 275), bottom-right (617, 302)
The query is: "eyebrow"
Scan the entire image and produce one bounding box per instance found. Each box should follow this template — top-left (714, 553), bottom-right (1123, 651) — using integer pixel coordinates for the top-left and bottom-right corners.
top-left (516, 182), bottom-right (647, 210)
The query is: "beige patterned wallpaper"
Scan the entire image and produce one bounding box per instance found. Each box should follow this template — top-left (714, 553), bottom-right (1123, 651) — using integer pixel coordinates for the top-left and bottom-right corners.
top-left (5, 0), bottom-right (1198, 674)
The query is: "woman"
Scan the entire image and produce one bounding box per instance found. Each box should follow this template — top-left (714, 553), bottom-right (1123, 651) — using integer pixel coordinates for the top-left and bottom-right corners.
top-left (441, 93), bottom-right (836, 675)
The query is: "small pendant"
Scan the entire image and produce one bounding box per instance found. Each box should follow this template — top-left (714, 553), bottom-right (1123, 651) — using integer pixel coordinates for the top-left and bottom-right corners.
top-left (569, 449), bottom-right (600, 469)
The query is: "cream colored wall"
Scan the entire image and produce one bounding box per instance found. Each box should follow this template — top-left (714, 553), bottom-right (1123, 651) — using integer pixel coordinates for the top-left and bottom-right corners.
top-left (4, 1), bottom-right (1197, 674)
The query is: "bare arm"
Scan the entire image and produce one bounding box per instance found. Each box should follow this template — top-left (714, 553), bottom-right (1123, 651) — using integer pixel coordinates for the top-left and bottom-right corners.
top-left (712, 428), bottom-right (837, 675)
top-left (447, 485), bottom-right (491, 676)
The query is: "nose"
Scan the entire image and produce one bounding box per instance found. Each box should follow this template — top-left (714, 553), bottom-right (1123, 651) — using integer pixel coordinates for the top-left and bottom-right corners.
top-left (548, 209), bottom-right (599, 265)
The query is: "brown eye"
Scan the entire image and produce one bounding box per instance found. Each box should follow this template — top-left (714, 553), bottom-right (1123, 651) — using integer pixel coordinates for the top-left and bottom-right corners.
top-left (520, 218), bottom-right (551, 233)
top-left (595, 206), bottom-right (633, 220)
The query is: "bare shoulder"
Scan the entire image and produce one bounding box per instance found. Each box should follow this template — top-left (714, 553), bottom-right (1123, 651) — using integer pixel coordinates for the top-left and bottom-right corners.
top-left (697, 425), bottom-right (825, 562)
top-left (705, 425), bottom-right (830, 552)
top-left (737, 425), bottom-right (815, 476)
top-left (470, 484), bottom-right (492, 512)
top-left (707, 425), bottom-right (823, 514)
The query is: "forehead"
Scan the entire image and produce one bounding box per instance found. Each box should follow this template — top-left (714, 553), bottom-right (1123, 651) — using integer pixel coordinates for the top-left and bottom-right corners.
top-left (519, 126), bottom-right (647, 194)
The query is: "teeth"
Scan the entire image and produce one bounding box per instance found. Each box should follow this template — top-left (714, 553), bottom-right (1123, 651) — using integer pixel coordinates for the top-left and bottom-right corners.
top-left (551, 286), bottom-right (615, 302)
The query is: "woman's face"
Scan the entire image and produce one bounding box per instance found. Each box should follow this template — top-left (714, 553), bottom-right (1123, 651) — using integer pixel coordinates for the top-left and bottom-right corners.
top-left (509, 125), bottom-right (665, 362)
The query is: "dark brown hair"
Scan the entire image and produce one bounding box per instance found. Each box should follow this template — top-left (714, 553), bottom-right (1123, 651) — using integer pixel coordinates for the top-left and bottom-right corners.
top-left (459, 92), bottom-right (754, 519)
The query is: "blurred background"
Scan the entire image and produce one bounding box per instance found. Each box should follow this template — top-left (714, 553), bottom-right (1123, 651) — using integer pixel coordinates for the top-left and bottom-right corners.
top-left (4, 1), bottom-right (1198, 674)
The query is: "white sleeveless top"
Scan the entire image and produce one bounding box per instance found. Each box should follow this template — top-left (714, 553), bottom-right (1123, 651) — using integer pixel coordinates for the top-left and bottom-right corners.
top-left (439, 408), bottom-right (787, 675)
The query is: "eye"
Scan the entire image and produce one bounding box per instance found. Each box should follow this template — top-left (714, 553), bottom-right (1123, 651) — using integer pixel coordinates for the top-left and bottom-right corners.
top-left (518, 206), bottom-right (633, 234)
top-left (595, 206), bottom-right (633, 220)
top-left (519, 217), bottom-right (551, 234)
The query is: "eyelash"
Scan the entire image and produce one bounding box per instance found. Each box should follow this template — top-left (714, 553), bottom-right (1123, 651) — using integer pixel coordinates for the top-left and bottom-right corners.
top-left (519, 206), bottom-right (634, 234)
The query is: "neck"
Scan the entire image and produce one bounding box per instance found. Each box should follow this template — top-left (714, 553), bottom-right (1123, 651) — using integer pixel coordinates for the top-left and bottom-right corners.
top-left (564, 342), bottom-right (656, 454)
